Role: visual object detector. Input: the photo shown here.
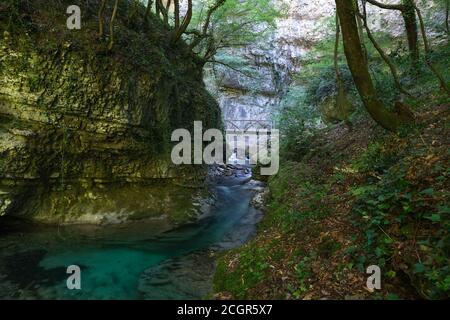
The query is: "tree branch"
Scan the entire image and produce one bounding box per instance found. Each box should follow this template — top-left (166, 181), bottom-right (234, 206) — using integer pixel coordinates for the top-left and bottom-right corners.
top-left (358, 7), bottom-right (414, 97)
top-left (173, 0), bottom-right (193, 42)
top-left (365, 0), bottom-right (404, 11)
top-left (190, 0), bottom-right (227, 49)
top-left (414, 4), bottom-right (450, 94)
top-left (205, 59), bottom-right (258, 79)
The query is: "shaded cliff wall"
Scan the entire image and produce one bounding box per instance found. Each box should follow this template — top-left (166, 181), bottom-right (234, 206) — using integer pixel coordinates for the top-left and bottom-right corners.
top-left (0, 0), bottom-right (221, 224)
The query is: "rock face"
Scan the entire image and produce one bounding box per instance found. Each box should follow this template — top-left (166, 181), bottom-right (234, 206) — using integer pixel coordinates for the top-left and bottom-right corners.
top-left (0, 1), bottom-right (221, 224)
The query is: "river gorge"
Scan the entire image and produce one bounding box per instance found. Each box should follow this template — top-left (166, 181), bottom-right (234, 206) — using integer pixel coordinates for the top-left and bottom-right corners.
top-left (0, 167), bottom-right (266, 299)
top-left (1, 0), bottom-right (448, 302)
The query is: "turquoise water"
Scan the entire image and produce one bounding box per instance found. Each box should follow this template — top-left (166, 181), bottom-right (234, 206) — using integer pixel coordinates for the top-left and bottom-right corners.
top-left (0, 181), bottom-right (262, 300)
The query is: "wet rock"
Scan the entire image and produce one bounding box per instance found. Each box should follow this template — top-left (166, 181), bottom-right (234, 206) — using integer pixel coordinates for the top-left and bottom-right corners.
top-left (250, 186), bottom-right (270, 210)
top-left (138, 251), bottom-right (216, 300)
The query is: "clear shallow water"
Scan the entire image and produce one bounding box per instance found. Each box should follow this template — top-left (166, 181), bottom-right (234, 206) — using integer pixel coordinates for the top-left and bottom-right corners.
top-left (0, 180), bottom-right (263, 300)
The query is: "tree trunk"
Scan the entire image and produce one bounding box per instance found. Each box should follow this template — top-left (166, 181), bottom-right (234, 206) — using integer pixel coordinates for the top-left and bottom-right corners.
top-left (401, 0), bottom-right (419, 63)
top-left (366, 0), bottom-right (419, 63)
top-left (163, 0), bottom-right (171, 25)
top-left (172, 0), bottom-right (192, 43)
top-left (335, 0), bottom-right (413, 132)
top-left (145, 0), bottom-right (153, 20)
top-left (156, 0), bottom-right (162, 18)
top-left (355, 1), bottom-right (368, 62)
top-left (446, 0), bottom-right (449, 34)
top-left (335, 14), bottom-right (353, 129)
top-left (174, 0), bottom-right (180, 29)
top-left (98, 0), bottom-right (107, 38)
top-left (108, 0), bottom-right (120, 51)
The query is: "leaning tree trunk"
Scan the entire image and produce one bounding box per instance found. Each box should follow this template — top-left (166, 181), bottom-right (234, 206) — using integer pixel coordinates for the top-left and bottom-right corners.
top-left (335, 0), bottom-right (413, 132)
top-left (108, 0), bottom-right (120, 51)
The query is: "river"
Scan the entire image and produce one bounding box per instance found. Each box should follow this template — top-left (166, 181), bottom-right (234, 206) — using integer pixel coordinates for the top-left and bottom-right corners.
top-left (0, 172), bottom-right (264, 300)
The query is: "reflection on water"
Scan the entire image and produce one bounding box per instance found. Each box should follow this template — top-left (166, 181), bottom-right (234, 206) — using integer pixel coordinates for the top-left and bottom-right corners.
top-left (0, 180), bottom-right (263, 300)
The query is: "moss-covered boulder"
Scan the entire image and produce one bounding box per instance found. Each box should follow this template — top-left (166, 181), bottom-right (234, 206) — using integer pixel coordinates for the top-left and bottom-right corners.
top-left (0, 0), bottom-right (221, 224)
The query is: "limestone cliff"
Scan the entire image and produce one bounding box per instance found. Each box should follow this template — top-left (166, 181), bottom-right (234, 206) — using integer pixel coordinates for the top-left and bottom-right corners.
top-left (0, 1), bottom-right (221, 224)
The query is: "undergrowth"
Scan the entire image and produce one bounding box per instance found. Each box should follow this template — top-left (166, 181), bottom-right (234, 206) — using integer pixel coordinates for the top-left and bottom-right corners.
top-left (215, 23), bottom-right (449, 298)
top-left (349, 122), bottom-right (450, 299)
top-left (215, 102), bottom-right (449, 299)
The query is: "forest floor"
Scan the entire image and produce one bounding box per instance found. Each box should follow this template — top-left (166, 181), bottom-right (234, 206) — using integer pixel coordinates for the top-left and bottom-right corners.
top-left (213, 101), bottom-right (449, 300)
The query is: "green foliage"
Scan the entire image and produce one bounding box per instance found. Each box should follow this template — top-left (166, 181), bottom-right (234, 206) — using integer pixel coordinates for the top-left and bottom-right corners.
top-left (350, 139), bottom-right (450, 299)
top-left (353, 142), bottom-right (398, 174)
top-left (195, 0), bottom-right (281, 39)
top-left (305, 66), bottom-right (354, 107)
top-left (276, 19), bottom-right (449, 160)
top-left (275, 86), bottom-right (321, 158)
top-left (291, 256), bottom-right (312, 298)
top-left (189, 0), bottom-right (283, 62)
top-left (214, 1), bottom-right (450, 300)
top-left (264, 162), bottom-right (328, 229)
top-left (214, 160), bottom-right (331, 299)
top-left (214, 244), bottom-right (270, 299)
top-left (275, 34), bottom-right (358, 159)
top-left (0, 0), bottom-right (31, 32)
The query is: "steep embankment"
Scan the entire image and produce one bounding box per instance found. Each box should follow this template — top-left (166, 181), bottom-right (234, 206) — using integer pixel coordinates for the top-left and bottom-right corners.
top-left (212, 0), bottom-right (449, 301)
top-left (0, 1), bottom-right (221, 224)
top-left (214, 104), bottom-right (449, 300)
